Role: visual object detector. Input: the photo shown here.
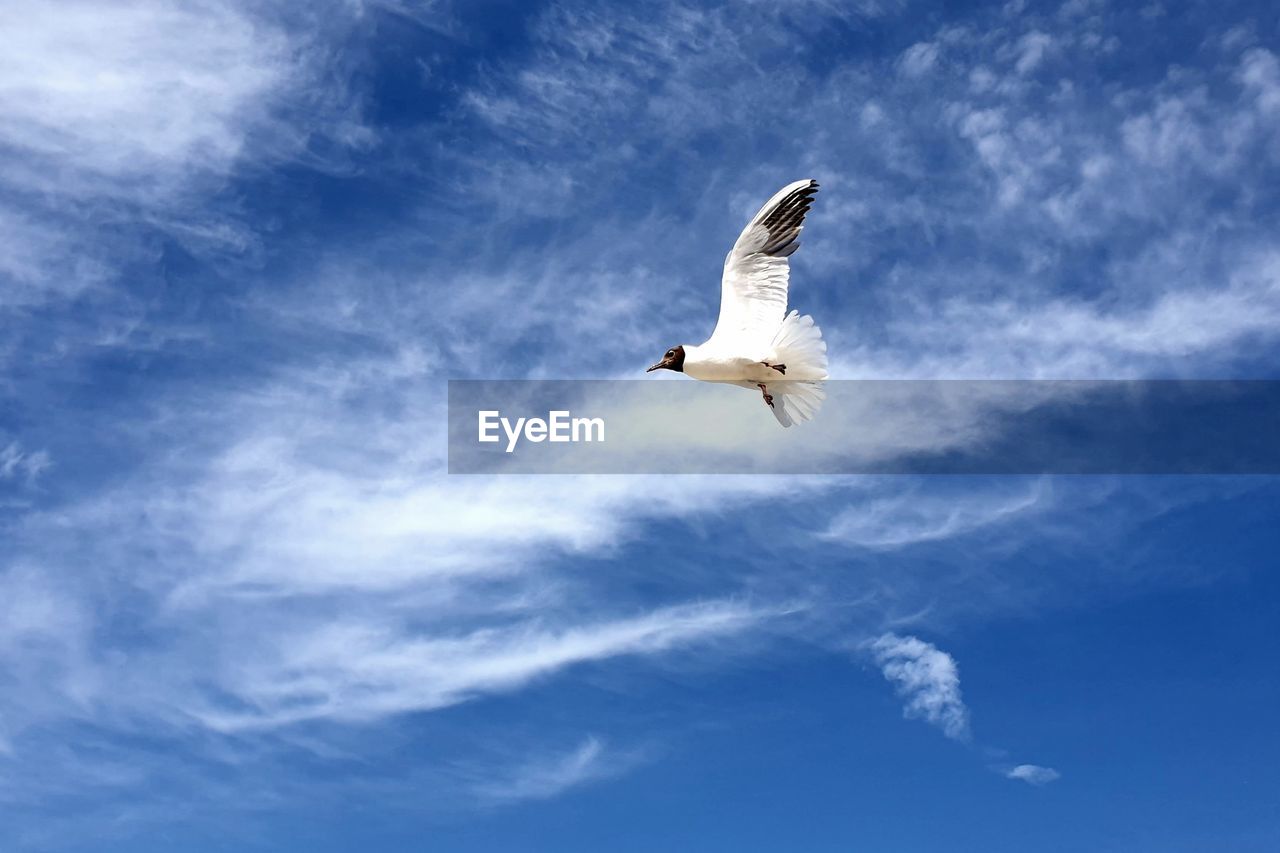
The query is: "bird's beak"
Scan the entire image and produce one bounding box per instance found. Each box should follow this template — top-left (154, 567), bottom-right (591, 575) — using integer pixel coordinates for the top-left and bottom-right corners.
top-left (646, 362), bottom-right (663, 372)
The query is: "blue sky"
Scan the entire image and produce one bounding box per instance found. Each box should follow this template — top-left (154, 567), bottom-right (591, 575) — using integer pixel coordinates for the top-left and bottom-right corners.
top-left (2, 0), bottom-right (1279, 850)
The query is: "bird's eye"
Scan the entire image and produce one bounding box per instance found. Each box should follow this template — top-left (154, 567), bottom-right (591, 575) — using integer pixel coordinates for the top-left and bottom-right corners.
top-left (666, 350), bottom-right (675, 358)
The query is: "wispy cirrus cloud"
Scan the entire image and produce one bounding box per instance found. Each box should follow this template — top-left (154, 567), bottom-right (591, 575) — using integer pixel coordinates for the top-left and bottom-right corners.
top-left (0, 0), bottom-right (372, 371)
top-left (823, 481), bottom-right (1048, 550)
top-left (0, 0), bottom-right (375, 206)
top-left (0, 440), bottom-right (50, 485)
top-left (189, 600), bottom-right (770, 731)
top-left (825, 31), bottom-right (1280, 379)
top-left (2, 1), bottom-right (292, 199)
top-left (470, 736), bottom-right (640, 804)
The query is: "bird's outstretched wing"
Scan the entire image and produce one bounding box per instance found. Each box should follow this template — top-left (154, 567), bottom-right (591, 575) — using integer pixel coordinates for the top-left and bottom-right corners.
top-left (706, 179), bottom-right (819, 356)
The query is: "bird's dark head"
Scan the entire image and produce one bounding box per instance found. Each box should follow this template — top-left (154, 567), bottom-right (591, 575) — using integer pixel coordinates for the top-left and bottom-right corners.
top-left (646, 345), bottom-right (685, 373)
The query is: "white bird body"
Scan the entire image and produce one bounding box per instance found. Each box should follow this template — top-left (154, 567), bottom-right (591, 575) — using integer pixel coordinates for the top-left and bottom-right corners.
top-left (681, 348), bottom-right (772, 383)
top-left (648, 179), bottom-right (829, 427)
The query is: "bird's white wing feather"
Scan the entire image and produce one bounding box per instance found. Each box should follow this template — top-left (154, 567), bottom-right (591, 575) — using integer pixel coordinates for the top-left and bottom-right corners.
top-left (706, 179), bottom-right (819, 357)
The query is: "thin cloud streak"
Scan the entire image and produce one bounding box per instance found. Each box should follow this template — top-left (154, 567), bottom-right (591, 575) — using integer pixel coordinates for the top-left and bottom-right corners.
top-left (823, 482), bottom-right (1048, 550)
top-left (190, 600), bottom-right (772, 731)
top-left (1006, 763), bottom-right (1061, 785)
top-left (470, 736), bottom-right (640, 805)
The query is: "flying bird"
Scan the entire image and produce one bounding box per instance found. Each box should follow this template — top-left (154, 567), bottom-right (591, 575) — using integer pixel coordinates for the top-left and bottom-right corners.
top-left (647, 179), bottom-right (828, 427)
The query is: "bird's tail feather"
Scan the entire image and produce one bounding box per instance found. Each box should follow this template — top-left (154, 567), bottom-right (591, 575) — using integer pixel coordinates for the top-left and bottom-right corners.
top-left (767, 311), bottom-right (828, 427)
top-left (768, 380), bottom-right (826, 427)
top-left (771, 311), bottom-right (828, 381)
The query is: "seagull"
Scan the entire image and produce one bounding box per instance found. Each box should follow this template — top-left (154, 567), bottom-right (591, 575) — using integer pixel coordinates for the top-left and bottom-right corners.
top-left (647, 179), bottom-right (828, 427)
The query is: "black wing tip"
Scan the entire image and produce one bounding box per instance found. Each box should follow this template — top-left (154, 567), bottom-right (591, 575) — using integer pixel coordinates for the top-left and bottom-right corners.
top-left (742, 179), bottom-right (821, 257)
top-left (786, 180), bottom-right (819, 201)
top-left (777, 179), bottom-right (818, 201)
top-left (759, 180), bottom-right (820, 252)
top-left (782, 180), bottom-right (820, 209)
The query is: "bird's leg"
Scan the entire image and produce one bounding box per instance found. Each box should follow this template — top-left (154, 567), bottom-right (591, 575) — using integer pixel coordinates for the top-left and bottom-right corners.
top-left (757, 383), bottom-right (774, 408)
top-left (761, 362), bottom-right (786, 374)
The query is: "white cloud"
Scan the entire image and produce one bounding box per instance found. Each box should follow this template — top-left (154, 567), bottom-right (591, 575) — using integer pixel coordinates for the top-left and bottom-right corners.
top-left (0, 440), bottom-right (50, 484)
top-left (868, 634), bottom-right (970, 741)
top-left (0, 565), bottom-right (94, 751)
top-left (0, 208), bottom-right (112, 309)
top-left (470, 736), bottom-right (634, 804)
top-left (0, 0), bottom-right (371, 346)
top-left (1056, 0), bottom-right (1099, 20)
top-left (0, 1), bottom-right (289, 194)
top-left (836, 249), bottom-right (1280, 378)
top-left (0, 340), bottom-right (815, 811)
top-left (1006, 763), bottom-right (1061, 785)
top-left (1239, 47), bottom-right (1280, 117)
top-left (1012, 31), bottom-right (1054, 75)
top-left (191, 600), bottom-right (769, 730)
top-left (899, 42), bottom-right (940, 78)
top-left (824, 482), bottom-right (1047, 550)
